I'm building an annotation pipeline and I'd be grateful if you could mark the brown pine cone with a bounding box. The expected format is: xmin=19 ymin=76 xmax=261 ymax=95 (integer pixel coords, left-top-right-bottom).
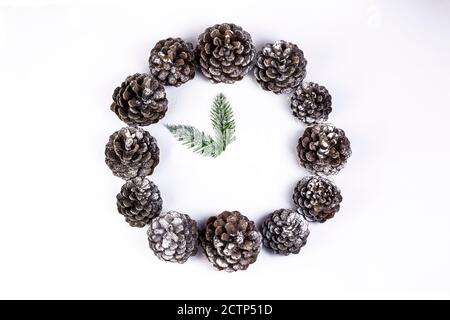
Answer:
xmin=148 ymin=211 xmax=198 ymax=264
xmin=293 ymin=176 xmax=342 ymax=223
xmin=105 ymin=127 xmax=160 ymax=180
xmin=111 ymin=73 xmax=168 ymax=126
xmin=201 ymin=211 xmax=261 ymax=272
xmin=297 ymin=123 xmax=351 ymax=175
xmin=149 ymin=38 xmax=195 ymax=87
xmin=290 ymin=82 xmax=332 ymax=124
xmin=254 ymin=40 xmax=307 ymax=94
xmin=261 ymin=209 xmax=309 ymax=255
xmin=196 ymin=23 xmax=255 ymax=84
xmin=116 ymin=177 xmax=162 ymax=227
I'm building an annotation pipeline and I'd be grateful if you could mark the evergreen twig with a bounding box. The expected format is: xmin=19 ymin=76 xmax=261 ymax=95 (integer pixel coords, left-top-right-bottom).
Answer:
xmin=210 ymin=93 xmax=236 ymax=151
xmin=166 ymin=93 xmax=236 ymax=158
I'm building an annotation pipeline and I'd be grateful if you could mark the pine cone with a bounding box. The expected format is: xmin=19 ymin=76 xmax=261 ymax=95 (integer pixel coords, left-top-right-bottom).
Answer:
xmin=149 ymin=38 xmax=195 ymax=87
xmin=197 ymin=23 xmax=255 ymax=84
xmin=293 ymin=176 xmax=342 ymax=223
xmin=116 ymin=177 xmax=162 ymax=227
xmin=105 ymin=127 xmax=160 ymax=180
xmin=147 ymin=211 xmax=198 ymax=263
xmin=111 ymin=73 xmax=168 ymax=126
xmin=254 ymin=40 xmax=307 ymax=94
xmin=261 ymin=209 xmax=309 ymax=255
xmin=297 ymin=123 xmax=351 ymax=175
xmin=201 ymin=211 xmax=262 ymax=272
xmin=290 ymin=82 xmax=332 ymax=124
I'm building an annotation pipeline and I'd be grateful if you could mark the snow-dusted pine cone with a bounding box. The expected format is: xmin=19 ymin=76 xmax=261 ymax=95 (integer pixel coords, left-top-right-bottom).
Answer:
xmin=293 ymin=176 xmax=342 ymax=223
xmin=290 ymin=82 xmax=332 ymax=124
xmin=116 ymin=177 xmax=162 ymax=227
xmin=254 ymin=41 xmax=307 ymax=94
xmin=149 ymin=38 xmax=195 ymax=87
xmin=261 ymin=209 xmax=309 ymax=255
xmin=196 ymin=23 xmax=255 ymax=84
xmin=111 ymin=73 xmax=168 ymax=126
xmin=297 ymin=123 xmax=351 ymax=175
xmin=201 ymin=211 xmax=262 ymax=272
xmin=105 ymin=127 xmax=160 ymax=180
xmin=147 ymin=211 xmax=198 ymax=263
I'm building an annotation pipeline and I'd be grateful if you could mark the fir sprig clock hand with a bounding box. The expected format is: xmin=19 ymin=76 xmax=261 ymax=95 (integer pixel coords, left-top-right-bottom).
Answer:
xmin=166 ymin=93 xmax=236 ymax=158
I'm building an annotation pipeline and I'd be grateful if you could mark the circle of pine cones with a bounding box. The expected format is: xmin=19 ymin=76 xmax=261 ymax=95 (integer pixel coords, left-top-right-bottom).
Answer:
xmin=196 ymin=23 xmax=255 ymax=84
xmin=149 ymin=38 xmax=196 ymax=87
xmin=111 ymin=73 xmax=168 ymax=126
xmin=201 ymin=211 xmax=262 ymax=272
xmin=293 ymin=176 xmax=342 ymax=223
xmin=105 ymin=23 xmax=352 ymax=271
xmin=297 ymin=123 xmax=352 ymax=175
xmin=116 ymin=177 xmax=162 ymax=227
xmin=147 ymin=211 xmax=198 ymax=263
xmin=105 ymin=127 xmax=160 ymax=180
xmin=261 ymin=209 xmax=309 ymax=255
xmin=290 ymin=82 xmax=332 ymax=124
xmin=254 ymin=40 xmax=307 ymax=94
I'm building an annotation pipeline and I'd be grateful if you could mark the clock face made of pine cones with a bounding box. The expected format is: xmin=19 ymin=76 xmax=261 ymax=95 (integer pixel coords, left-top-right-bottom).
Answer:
xmin=105 ymin=23 xmax=352 ymax=272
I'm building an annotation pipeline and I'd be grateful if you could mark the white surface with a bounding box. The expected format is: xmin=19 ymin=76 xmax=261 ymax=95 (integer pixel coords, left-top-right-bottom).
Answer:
xmin=0 ymin=0 xmax=449 ymax=300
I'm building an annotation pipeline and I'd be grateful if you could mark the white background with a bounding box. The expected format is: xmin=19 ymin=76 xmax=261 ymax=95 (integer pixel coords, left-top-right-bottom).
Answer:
xmin=0 ymin=0 xmax=449 ymax=299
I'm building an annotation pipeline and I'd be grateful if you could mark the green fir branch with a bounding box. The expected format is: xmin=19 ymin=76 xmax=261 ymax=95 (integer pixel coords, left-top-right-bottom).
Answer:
xmin=166 ymin=93 xmax=236 ymax=158
xmin=210 ymin=93 xmax=236 ymax=151
xmin=165 ymin=124 xmax=221 ymax=158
